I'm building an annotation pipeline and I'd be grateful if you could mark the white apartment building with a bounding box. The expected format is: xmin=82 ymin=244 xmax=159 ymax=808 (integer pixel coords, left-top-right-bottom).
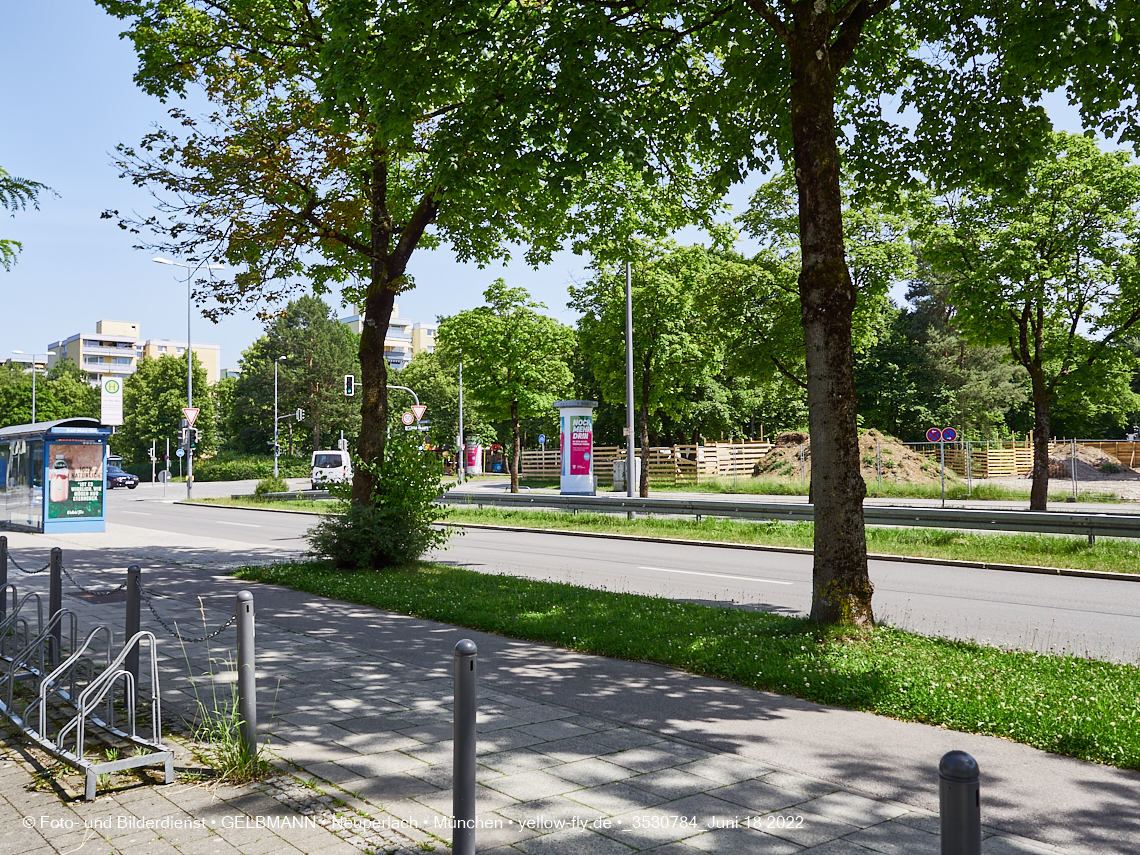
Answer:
xmin=47 ymin=320 xmax=221 ymax=384
xmin=340 ymin=304 xmax=437 ymax=370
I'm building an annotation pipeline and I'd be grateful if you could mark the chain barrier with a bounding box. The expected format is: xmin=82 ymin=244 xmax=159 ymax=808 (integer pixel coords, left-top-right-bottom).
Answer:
xmin=59 ymin=562 xmax=126 ymax=598
xmin=134 ymin=576 xmax=237 ymax=644
xmin=4 ymin=550 xmax=50 ymax=575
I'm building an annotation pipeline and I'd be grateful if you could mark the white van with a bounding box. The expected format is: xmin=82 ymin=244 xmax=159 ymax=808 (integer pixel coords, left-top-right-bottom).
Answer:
xmin=311 ymin=450 xmax=353 ymax=490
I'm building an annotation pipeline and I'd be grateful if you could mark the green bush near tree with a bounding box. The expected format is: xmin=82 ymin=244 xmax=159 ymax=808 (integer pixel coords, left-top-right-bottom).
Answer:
xmin=306 ymin=435 xmax=449 ymax=569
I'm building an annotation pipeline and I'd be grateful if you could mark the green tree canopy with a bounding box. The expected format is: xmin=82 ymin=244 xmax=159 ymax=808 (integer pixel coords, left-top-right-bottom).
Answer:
xmin=923 ymin=132 xmax=1140 ymax=508
xmin=114 ymin=353 xmax=214 ymax=463
xmin=230 ymin=296 xmax=361 ymax=456
xmin=0 ymin=359 xmax=98 ymax=429
xmin=1 ymin=166 xmax=51 ymax=271
xmin=437 ymin=280 xmax=575 ymax=492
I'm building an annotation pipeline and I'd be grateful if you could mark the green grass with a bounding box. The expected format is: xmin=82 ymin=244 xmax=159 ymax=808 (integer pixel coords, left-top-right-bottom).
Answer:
xmin=445 ymin=507 xmax=1140 ymax=575
xmin=233 ymin=559 xmax=1140 ymax=770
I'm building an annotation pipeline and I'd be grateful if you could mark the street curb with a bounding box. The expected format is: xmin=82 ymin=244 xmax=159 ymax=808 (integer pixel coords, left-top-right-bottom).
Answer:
xmin=169 ymin=500 xmax=1140 ymax=582
xmin=446 ymin=522 xmax=1140 ymax=583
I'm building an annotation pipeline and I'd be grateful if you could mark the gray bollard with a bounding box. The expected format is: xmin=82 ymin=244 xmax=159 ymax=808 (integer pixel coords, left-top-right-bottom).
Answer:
xmin=453 ymin=639 xmax=478 ymax=855
xmin=939 ymin=750 xmax=981 ymax=855
xmin=125 ymin=565 xmax=141 ymax=698
xmin=1 ymin=535 xmax=7 ymax=620
xmin=49 ymin=547 xmax=62 ymax=666
xmin=236 ymin=590 xmax=258 ymax=762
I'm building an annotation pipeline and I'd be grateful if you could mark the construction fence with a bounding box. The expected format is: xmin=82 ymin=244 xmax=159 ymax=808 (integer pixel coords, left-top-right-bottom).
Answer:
xmin=519 ymin=440 xmax=774 ymax=487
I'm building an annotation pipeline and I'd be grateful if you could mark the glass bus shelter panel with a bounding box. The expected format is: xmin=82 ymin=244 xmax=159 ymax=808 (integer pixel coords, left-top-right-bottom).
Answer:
xmin=0 ymin=439 xmax=44 ymax=531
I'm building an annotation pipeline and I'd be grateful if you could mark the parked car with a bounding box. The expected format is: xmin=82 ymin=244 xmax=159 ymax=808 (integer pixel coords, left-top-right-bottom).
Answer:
xmin=107 ymin=464 xmax=139 ymax=489
xmin=311 ymin=450 xmax=353 ymax=490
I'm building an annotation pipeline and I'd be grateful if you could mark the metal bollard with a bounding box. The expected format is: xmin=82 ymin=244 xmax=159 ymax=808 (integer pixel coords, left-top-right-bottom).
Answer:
xmin=125 ymin=565 xmax=142 ymax=698
xmin=939 ymin=750 xmax=981 ymax=855
xmin=236 ymin=591 xmax=258 ymax=762
xmin=1 ymin=535 xmax=7 ymax=620
xmin=453 ymin=639 xmax=478 ymax=855
xmin=49 ymin=547 xmax=62 ymax=666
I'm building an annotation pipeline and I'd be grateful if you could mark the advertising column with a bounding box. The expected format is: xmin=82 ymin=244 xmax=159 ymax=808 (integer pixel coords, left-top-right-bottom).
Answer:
xmin=553 ymin=400 xmax=598 ymax=496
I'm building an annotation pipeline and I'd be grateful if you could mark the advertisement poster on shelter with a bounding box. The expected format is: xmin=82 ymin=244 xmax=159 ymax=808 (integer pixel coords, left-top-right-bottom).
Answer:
xmin=569 ymin=415 xmax=592 ymax=475
xmin=46 ymin=441 xmax=104 ymax=519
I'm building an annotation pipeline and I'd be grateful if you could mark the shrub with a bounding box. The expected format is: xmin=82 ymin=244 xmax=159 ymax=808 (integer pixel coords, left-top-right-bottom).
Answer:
xmin=306 ymin=434 xmax=451 ymax=569
xmin=254 ymin=476 xmax=289 ymax=496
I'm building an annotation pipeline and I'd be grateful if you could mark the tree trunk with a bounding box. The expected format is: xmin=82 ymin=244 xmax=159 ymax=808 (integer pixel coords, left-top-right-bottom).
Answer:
xmin=354 ymin=282 xmax=395 ymax=503
xmin=510 ymin=400 xmax=520 ymax=493
xmin=789 ymin=22 xmax=873 ymax=626
xmin=1028 ymin=365 xmax=1051 ymax=511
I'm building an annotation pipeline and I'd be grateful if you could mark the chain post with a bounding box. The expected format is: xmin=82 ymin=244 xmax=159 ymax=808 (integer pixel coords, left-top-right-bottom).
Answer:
xmin=236 ymin=591 xmax=257 ymax=762
xmin=126 ymin=566 xmax=142 ymax=699
xmin=49 ymin=547 xmax=62 ymax=667
xmin=453 ymin=639 xmax=478 ymax=855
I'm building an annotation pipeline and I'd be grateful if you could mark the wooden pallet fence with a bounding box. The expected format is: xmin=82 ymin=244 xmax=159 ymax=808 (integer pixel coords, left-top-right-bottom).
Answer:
xmin=909 ymin=441 xmax=1053 ymax=478
xmin=519 ymin=441 xmax=773 ymax=486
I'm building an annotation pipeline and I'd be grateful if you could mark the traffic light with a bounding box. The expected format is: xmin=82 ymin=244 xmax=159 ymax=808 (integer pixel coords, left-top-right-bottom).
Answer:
xmin=295 ymin=408 xmax=305 ymax=421
xmin=344 ymin=374 xmax=355 ymax=396
xmin=180 ymin=427 xmax=190 ymax=449
xmin=188 ymin=428 xmax=199 ymax=448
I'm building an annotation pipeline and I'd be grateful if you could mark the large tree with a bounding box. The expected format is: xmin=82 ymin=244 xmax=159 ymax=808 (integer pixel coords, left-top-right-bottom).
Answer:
xmin=572 ymin=243 xmax=719 ymax=497
xmin=0 ymin=359 xmax=98 ymax=429
xmin=437 ymin=280 xmax=575 ymax=492
xmin=230 ymin=296 xmax=361 ymax=455
xmin=114 ymin=352 xmax=214 ymax=463
xmin=923 ymin=132 xmax=1140 ymax=509
xmin=98 ymin=0 xmax=596 ymax=507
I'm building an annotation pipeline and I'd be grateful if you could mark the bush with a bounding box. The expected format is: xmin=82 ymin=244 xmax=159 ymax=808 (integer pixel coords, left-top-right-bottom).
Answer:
xmin=306 ymin=434 xmax=450 ymax=569
xmin=254 ymin=476 xmax=289 ymax=496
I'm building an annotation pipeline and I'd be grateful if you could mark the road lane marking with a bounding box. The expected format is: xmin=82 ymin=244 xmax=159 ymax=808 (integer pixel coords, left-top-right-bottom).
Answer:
xmin=216 ymin=521 xmax=261 ymax=528
xmin=639 ymin=566 xmax=793 ymax=585
xmin=121 ymin=511 xmax=151 ymax=516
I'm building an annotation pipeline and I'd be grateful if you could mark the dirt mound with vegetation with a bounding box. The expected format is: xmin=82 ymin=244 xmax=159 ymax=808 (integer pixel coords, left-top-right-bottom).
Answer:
xmin=754 ymin=428 xmax=954 ymax=484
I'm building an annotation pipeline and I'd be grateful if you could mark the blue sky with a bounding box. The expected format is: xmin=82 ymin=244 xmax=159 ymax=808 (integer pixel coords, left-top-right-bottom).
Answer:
xmin=0 ymin=2 xmax=1100 ymax=372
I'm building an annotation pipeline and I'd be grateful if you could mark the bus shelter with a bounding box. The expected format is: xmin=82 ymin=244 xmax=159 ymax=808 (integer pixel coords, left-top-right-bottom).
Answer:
xmin=0 ymin=418 xmax=111 ymax=533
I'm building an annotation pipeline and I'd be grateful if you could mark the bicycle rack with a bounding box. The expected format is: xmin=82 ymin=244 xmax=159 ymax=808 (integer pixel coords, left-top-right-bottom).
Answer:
xmin=0 ymin=583 xmax=174 ymax=800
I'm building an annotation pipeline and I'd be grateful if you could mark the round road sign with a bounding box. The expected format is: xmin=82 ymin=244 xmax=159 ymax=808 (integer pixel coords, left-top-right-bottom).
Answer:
xmin=401 ymin=411 xmax=415 ymax=426
xmin=538 ymin=434 xmax=546 ymax=445
xmin=926 ymin=428 xmax=942 ymax=443
xmin=942 ymin=427 xmax=958 ymax=443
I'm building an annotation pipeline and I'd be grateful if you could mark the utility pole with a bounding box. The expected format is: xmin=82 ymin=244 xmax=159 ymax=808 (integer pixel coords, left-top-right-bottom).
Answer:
xmin=458 ymin=360 xmax=465 ymax=484
xmin=625 ymin=261 xmax=635 ymax=498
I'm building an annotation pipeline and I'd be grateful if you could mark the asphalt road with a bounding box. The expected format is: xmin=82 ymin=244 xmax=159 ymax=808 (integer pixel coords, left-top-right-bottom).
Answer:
xmin=105 ymin=483 xmax=1140 ymax=662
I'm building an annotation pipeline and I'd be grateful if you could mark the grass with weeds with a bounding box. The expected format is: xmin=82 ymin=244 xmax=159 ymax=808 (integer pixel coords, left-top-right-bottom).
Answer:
xmin=446 ymin=507 xmax=1140 ymax=575
xmin=234 ymin=559 xmax=1140 ymax=769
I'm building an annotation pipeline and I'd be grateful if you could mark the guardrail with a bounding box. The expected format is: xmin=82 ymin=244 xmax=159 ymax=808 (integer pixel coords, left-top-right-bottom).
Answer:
xmin=440 ymin=491 xmax=1140 ymax=541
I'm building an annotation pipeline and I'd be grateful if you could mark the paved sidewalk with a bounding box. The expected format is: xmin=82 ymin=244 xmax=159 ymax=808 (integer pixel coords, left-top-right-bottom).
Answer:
xmin=1 ymin=528 xmax=1136 ymax=854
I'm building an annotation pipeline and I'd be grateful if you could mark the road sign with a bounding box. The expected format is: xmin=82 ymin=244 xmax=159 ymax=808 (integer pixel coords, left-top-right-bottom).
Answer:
xmin=942 ymin=427 xmax=958 ymax=443
xmin=404 ymin=425 xmax=429 ymax=431
xmin=411 ymin=404 xmax=427 ymax=421
xmin=926 ymin=428 xmax=942 ymax=442
xmin=176 ymin=448 xmax=185 ymax=458
xmin=183 ymin=407 xmax=200 ymax=426
xmin=401 ymin=412 xmax=415 ymax=426
xmin=538 ymin=434 xmax=546 ymax=446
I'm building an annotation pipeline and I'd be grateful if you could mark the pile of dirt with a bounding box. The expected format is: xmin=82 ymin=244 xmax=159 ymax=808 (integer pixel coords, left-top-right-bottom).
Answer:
xmin=1046 ymin=444 xmax=1140 ymax=482
xmin=753 ymin=428 xmax=955 ymax=485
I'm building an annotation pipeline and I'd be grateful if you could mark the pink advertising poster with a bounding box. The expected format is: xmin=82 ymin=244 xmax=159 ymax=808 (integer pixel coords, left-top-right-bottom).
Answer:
xmin=569 ymin=416 xmax=592 ymax=475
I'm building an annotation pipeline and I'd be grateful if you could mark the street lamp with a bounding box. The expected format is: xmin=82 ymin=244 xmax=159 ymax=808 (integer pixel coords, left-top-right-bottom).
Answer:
xmin=274 ymin=356 xmax=287 ymax=477
xmin=11 ymin=350 xmax=42 ymax=423
xmin=153 ymin=256 xmax=224 ymax=500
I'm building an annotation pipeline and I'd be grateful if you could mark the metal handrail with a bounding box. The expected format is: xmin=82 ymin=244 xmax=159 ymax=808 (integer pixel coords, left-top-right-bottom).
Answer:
xmin=439 ymin=492 xmax=1140 ymax=539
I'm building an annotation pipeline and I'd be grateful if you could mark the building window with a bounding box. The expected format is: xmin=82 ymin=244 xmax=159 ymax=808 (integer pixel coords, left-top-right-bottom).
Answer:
xmin=176 ymin=347 xmax=185 ymax=354
xmin=157 ymin=346 xmax=167 ymax=353
xmin=113 ymin=357 xmax=132 ymax=365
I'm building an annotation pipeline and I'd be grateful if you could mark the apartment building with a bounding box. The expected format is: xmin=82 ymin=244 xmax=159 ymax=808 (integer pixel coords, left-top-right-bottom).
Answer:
xmin=47 ymin=320 xmax=221 ymax=384
xmin=340 ymin=304 xmax=437 ymax=370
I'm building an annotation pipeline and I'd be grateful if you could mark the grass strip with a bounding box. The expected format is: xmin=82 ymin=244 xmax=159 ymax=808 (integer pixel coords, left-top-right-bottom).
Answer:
xmin=194 ymin=497 xmax=1140 ymax=575
xmin=445 ymin=508 xmax=1140 ymax=576
xmin=234 ymin=559 xmax=1140 ymax=770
